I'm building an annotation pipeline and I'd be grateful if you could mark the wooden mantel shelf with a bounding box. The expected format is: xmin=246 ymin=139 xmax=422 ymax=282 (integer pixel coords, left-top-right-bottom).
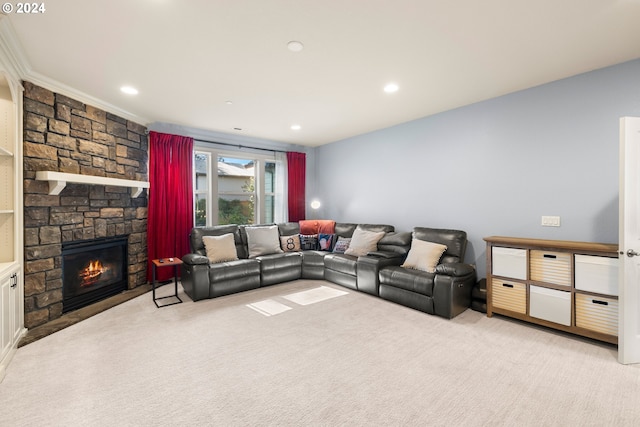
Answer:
xmin=35 ymin=171 xmax=150 ymax=198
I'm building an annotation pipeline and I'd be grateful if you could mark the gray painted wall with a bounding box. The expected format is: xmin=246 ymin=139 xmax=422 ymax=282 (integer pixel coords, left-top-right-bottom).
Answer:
xmin=314 ymin=59 xmax=640 ymax=278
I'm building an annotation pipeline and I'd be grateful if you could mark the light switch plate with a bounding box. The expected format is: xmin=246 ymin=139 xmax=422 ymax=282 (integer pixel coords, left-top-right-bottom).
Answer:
xmin=542 ymin=216 xmax=561 ymax=227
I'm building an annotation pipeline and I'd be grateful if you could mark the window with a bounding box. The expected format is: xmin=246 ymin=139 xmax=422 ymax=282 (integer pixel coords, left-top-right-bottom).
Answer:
xmin=218 ymin=156 xmax=255 ymax=225
xmin=194 ymin=152 xmax=210 ymax=227
xmin=194 ymin=148 xmax=284 ymax=226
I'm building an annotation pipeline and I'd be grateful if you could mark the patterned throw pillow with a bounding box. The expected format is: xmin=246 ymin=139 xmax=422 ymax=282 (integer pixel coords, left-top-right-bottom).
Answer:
xmin=280 ymin=235 xmax=301 ymax=252
xmin=318 ymin=233 xmax=335 ymax=251
xmin=299 ymin=234 xmax=319 ymax=251
xmin=332 ymin=237 xmax=351 ymax=254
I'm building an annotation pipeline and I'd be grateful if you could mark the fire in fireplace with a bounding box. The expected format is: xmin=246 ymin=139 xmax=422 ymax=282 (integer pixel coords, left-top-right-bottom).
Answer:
xmin=62 ymin=237 xmax=128 ymax=313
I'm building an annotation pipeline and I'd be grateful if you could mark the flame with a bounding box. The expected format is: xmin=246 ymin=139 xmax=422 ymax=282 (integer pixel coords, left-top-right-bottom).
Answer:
xmin=79 ymin=259 xmax=105 ymax=286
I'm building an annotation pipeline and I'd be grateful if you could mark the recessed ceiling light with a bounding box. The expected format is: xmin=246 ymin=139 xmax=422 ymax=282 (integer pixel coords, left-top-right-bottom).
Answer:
xmin=225 ymin=100 xmax=233 ymax=105
xmin=383 ymin=83 xmax=399 ymax=93
xmin=120 ymin=86 xmax=138 ymax=95
xmin=287 ymin=41 xmax=304 ymax=52
xmin=291 ymin=124 xmax=301 ymax=131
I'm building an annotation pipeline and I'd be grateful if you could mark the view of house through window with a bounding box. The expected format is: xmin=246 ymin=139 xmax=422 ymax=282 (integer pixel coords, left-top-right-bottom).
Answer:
xmin=218 ymin=156 xmax=255 ymax=225
xmin=194 ymin=149 xmax=280 ymax=226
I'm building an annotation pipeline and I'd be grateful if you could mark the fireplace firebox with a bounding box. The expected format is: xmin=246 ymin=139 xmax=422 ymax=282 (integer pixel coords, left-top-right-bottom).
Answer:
xmin=62 ymin=237 xmax=128 ymax=313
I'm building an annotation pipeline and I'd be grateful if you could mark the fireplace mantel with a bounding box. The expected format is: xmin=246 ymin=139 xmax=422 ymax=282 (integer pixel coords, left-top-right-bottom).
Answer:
xmin=35 ymin=171 xmax=150 ymax=198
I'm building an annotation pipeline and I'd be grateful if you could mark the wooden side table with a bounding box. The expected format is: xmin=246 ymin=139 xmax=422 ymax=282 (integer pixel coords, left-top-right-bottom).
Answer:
xmin=151 ymin=258 xmax=183 ymax=308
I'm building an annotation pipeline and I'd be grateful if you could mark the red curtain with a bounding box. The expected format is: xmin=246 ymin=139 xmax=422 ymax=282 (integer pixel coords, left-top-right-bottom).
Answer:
xmin=147 ymin=131 xmax=194 ymax=282
xmin=287 ymin=151 xmax=306 ymax=222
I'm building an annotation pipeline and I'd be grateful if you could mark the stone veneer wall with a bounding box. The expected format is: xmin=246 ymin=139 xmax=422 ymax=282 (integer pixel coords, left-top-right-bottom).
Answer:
xmin=22 ymin=82 xmax=148 ymax=328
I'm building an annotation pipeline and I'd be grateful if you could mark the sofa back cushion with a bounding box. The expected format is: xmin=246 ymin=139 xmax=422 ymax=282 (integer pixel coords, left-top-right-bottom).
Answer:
xmin=335 ymin=223 xmax=394 ymax=238
xmin=413 ymin=227 xmax=467 ymax=264
xmin=278 ymin=222 xmax=300 ymax=236
xmin=190 ymin=225 xmax=246 ymax=258
xmin=377 ymin=231 xmax=412 ymax=256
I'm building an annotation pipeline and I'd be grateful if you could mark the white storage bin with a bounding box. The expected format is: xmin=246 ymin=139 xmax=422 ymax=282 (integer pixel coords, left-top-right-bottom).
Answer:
xmin=492 ymin=247 xmax=527 ymax=280
xmin=529 ymin=285 xmax=571 ymax=326
xmin=575 ymin=255 xmax=618 ymax=296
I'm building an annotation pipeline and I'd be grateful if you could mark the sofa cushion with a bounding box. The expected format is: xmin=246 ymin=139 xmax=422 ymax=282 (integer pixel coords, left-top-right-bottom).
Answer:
xmin=318 ymin=233 xmax=335 ymax=251
xmin=299 ymin=234 xmax=319 ymax=250
xmin=324 ymin=253 xmax=358 ymax=276
xmin=401 ymin=239 xmax=447 ymax=273
xmin=278 ymin=222 xmax=300 ymax=236
xmin=413 ymin=227 xmax=467 ymax=264
xmin=202 ymin=233 xmax=239 ymax=263
xmin=246 ymin=225 xmax=283 ymax=258
xmin=379 ymin=266 xmax=435 ymax=296
xmin=190 ymin=225 xmax=244 ymax=258
xmin=336 ymin=223 xmax=394 ymax=238
xmin=257 ymin=251 xmax=303 ymax=270
xmin=344 ymin=228 xmax=385 ymax=256
xmin=332 ymin=237 xmax=351 ymax=253
xmin=280 ymin=235 xmax=301 ymax=252
xmin=209 ymin=259 xmax=261 ymax=282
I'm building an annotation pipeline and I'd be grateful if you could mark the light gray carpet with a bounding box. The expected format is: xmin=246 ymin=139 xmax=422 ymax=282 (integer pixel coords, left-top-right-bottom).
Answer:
xmin=1 ymin=280 xmax=639 ymax=426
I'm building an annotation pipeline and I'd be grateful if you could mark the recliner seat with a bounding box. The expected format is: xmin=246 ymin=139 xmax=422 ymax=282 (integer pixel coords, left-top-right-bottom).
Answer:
xmin=378 ymin=227 xmax=476 ymax=319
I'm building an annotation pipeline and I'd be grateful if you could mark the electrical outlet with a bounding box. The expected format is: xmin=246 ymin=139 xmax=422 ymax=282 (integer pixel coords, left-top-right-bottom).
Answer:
xmin=541 ymin=216 xmax=561 ymax=227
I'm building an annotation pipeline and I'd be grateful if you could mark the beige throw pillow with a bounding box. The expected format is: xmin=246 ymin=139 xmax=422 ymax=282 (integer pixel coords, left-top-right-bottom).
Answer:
xmin=202 ymin=233 xmax=239 ymax=263
xmin=246 ymin=225 xmax=284 ymax=258
xmin=280 ymin=235 xmax=301 ymax=252
xmin=344 ymin=228 xmax=385 ymax=257
xmin=401 ymin=239 xmax=447 ymax=273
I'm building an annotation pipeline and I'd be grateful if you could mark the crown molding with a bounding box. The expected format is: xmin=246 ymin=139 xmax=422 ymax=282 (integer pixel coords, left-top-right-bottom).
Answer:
xmin=0 ymin=15 xmax=28 ymax=82
xmin=24 ymin=70 xmax=151 ymax=126
xmin=0 ymin=15 xmax=150 ymax=126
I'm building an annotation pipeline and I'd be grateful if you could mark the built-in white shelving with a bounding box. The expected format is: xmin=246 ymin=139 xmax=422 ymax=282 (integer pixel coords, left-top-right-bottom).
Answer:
xmin=0 ymin=68 xmax=25 ymax=383
xmin=35 ymin=171 xmax=150 ymax=197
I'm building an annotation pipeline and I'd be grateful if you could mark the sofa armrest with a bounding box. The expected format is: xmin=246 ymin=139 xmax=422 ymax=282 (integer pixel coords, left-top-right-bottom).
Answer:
xmin=181 ymin=255 xmax=211 ymax=301
xmin=182 ymin=253 xmax=210 ymax=265
xmin=357 ymin=254 xmax=405 ymax=296
xmin=433 ymin=264 xmax=477 ymax=319
xmin=435 ymin=262 xmax=475 ymax=277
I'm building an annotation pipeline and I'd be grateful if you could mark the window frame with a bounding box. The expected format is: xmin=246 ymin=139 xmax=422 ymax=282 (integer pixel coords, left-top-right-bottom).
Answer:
xmin=193 ymin=145 xmax=280 ymax=226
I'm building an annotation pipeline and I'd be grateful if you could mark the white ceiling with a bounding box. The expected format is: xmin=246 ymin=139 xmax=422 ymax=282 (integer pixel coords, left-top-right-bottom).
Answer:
xmin=6 ymin=0 xmax=640 ymax=146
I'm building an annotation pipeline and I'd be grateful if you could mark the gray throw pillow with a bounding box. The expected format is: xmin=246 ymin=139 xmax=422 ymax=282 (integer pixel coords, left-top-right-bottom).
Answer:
xmin=246 ymin=225 xmax=284 ymax=258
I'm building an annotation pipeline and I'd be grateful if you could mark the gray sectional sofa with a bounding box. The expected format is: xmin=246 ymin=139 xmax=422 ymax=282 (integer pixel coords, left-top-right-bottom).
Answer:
xmin=180 ymin=221 xmax=477 ymax=319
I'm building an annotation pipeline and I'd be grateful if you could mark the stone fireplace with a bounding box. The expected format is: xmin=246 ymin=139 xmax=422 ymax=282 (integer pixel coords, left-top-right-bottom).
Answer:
xmin=23 ymin=82 xmax=149 ymax=329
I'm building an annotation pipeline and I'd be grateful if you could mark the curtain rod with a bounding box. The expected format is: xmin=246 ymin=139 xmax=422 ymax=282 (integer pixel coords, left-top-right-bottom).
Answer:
xmin=194 ymin=138 xmax=287 ymax=154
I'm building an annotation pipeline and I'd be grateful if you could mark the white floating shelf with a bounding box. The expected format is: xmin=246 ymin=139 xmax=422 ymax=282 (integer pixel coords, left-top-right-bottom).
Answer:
xmin=0 ymin=146 xmax=13 ymax=156
xmin=35 ymin=171 xmax=150 ymax=198
xmin=0 ymin=210 xmax=13 ymax=214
